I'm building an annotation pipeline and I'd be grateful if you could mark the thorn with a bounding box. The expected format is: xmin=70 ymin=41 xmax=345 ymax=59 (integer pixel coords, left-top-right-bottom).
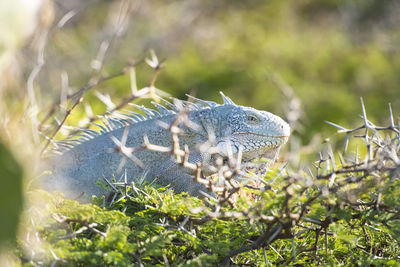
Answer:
xmin=121 ymin=126 xmax=129 ymax=147
xmin=145 ymin=49 xmax=159 ymax=69
xmin=110 ymin=135 xmax=122 ymax=148
xmin=325 ymin=121 xmax=348 ymax=132
xmin=360 ymin=97 xmax=368 ymax=127
xmin=116 ymin=156 xmax=127 ymax=174
xmin=343 ymin=133 xmax=349 ymax=154
xmin=236 ymin=145 xmax=243 ymax=171
xmin=338 ymin=153 xmax=345 ymax=166
xmin=84 ymin=103 xmax=94 ymax=119
xmin=328 ymin=145 xmax=336 ymax=172
xmin=268 ymin=162 xmax=288 ymax=184
xmin=389 ymin=103 xmax=395 ymax=128
xmin=306 ymin=167 xmax=314 ymax=179
xmin=328 ymin=172 xmax=336 ymax=188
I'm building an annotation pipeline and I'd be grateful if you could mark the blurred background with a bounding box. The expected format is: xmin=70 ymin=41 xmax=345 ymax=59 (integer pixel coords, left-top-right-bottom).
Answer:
xmin=2 ymin=0 xmax=400 ymax=141
xmin=1 ymin=0 xmax=400 ymax=260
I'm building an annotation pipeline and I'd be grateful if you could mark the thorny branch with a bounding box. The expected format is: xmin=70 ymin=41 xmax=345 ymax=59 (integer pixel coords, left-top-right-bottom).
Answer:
xmin=40 ymin=55 xmax=165 ymax=155
xmin=37 ymin=32 xmax=399 ymax=264
xmin=39 ymin=0 xmax=147 ymax=155
xmin=105 ymin=98 xmax=400 ymax=265
xmin=38 ymin=86 xmax=400 ymax=265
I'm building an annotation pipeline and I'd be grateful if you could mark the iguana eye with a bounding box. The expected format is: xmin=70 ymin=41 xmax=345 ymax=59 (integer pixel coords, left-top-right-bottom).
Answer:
xmin=246 ymin=114 xmax=259 ymax=124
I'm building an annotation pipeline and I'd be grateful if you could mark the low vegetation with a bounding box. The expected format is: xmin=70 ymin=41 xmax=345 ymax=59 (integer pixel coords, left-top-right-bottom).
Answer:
xmin=18 ymin=107 xmax=400 ymax=266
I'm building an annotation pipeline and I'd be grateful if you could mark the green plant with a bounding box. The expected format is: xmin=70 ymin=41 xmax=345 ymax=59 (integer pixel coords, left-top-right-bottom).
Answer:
xmin=17 ymin=103 xmax=400 ymax=266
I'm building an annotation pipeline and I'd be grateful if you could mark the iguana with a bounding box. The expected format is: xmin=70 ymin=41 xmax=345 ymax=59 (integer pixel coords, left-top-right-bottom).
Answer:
xmin=42 ymin=93 xmax=290 ymax=200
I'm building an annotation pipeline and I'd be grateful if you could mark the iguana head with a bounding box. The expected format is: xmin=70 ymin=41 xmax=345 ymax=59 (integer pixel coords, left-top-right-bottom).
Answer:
xmin=214 ymin=93 xmax=290 ymax=161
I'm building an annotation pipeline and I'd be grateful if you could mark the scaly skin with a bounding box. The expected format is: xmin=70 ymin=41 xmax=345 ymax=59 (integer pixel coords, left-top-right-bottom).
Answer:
xmin=42 ymin=93 xmax=290 ymax=200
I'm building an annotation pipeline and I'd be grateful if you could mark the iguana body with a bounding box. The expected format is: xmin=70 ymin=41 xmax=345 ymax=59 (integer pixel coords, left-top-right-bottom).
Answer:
xmin=42 ymin=93 xmax=290 ymax=200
